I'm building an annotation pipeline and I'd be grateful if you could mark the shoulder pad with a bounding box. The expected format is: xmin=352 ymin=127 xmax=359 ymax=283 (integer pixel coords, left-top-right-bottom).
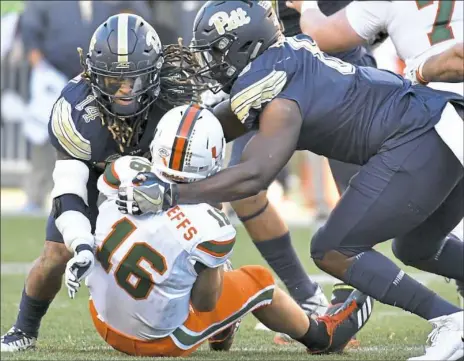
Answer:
xmin=98 ymin=156 xmax=151 ymax=195
xmin=48 ymin=77 xmax=104 ymax=161
xmin=230 ymin=63 xmax=287 ymax=126
xmin=181 ymin=204 xmax=236 ymax=268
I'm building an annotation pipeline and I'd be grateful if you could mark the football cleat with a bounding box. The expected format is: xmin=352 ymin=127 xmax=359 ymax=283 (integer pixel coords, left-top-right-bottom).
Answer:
xmin=1 ymin=327 xmax=37 ymax=352
xmin=208 ymin=320 xmax=241 ymax=351
xmin=408 ymin=311 xmax=464 ymax=361
xmin=273 ymin=284 xmax=329 ymax=345
xmin=308 ymin=290 xmax=374 ymax=354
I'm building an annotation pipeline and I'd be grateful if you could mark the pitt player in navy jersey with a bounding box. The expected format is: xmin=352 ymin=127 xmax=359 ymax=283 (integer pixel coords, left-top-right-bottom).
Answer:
xmin=226 ymin=0 xmax=380 ymax=347
xmin=119 ymin=2 xmax=464 ymax=358
xmin=1 ymin=13 xmax=204 ymax=352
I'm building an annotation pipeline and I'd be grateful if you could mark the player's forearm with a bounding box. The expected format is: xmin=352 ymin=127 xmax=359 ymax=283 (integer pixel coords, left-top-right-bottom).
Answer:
xmin=177 ymin=160 xmax=266 ymax=204
xmin=191 ymin=266 xmax=224 ymax=312
xmin=422 ymin=43 xmax=464 ymax=83
xmin=300 ymin=9 xmax=364 ymax=53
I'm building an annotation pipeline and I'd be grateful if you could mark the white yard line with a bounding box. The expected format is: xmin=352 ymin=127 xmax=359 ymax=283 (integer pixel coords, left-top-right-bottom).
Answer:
xmin=1 ymin=262 xmax=443 ymax=285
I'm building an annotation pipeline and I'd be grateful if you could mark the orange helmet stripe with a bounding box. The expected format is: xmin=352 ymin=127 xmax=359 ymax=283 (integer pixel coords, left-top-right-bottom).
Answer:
xmin=169 ymin=104 xmax=202 ymax=171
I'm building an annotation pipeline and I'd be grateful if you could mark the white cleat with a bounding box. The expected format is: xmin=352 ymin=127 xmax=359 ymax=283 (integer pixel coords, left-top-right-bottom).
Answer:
xmin=1 ymin=327 xmax=37 ymax=352
xmin=298 ymin=285 xmax=330 ymax=316
xmin=408 ymin=311 xmax=464 ymax=361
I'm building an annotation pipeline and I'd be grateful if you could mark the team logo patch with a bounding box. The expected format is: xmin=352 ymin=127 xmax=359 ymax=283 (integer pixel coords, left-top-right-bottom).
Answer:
xmin=208 ymin=8 xmax=251 ymax=36
xmin=158 ymin=148 xmax=170 ymax=158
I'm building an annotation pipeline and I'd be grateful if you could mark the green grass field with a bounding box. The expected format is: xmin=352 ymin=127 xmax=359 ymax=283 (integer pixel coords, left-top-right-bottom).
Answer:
xmin=1 ymin=216 xmax=460 ymax=360
xmin=0 ymin=1 xmax=23 ymax=15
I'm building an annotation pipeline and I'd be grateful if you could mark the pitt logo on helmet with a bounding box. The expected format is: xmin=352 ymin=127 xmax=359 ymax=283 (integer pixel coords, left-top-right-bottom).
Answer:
xmin=208 ymin=8 xmax=251 ymax=35
xmin=146 ymin=30 xmax=161 ymax=53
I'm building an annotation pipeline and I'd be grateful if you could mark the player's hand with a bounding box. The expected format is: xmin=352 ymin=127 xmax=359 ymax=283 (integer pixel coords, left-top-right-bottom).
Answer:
xmin=116 ymin=172 xmax=179 ymax=215
xmin=286 ymin=1 xmax=303 ymax=13
xmin=65 ymin=245 xmax=95 ymax=299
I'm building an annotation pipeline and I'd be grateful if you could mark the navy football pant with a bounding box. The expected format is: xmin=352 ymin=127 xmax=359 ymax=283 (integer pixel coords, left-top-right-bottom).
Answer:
xmin=311 ymin=128 xmax=464 ymax=266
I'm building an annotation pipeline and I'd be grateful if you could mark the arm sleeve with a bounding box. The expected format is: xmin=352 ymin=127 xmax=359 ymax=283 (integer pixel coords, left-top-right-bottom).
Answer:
xmin=344 ymin=1 xmax=391 ymax=41
xmin=20 ymin=1 xmax=46 ymax=52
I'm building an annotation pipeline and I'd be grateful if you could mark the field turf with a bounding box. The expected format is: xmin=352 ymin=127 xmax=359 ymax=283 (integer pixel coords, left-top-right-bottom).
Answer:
xmin=1 ymin=216 xmax=460 ymax=360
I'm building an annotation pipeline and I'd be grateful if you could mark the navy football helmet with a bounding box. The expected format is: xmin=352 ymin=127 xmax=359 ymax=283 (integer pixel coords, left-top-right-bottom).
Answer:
xmin=85 ymin=14 xmax=163 ymax=118
xmin=190 ymin=1 xmax=281 ymax=93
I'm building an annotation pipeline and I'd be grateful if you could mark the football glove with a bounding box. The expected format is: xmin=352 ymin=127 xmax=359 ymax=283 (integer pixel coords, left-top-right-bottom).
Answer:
xmin=116 ymin=172 xmax=179 ymax=215
xmin=65 ymin=244 xmax=95 ymax=299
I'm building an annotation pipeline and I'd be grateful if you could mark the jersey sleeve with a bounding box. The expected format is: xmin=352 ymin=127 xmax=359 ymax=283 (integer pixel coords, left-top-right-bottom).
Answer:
xmin=345 ymin=1 xmax=392 ymax=41
xmin=97 ymin=156 xmax=152 ymax=196
xmin=188 ymin=206 xmax=237 ymax=269
xmin=48 ymin=95 xmax=92 ymax=161
xmin=230 ymin=64 xmax=288 ymax=130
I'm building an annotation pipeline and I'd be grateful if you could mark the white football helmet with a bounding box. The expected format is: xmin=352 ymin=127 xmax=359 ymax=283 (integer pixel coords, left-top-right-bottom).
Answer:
xmin=150 ymin=103 xmax=225 ymax=183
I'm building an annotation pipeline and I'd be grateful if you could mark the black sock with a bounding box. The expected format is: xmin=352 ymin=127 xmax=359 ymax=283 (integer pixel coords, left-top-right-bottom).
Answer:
xmin=296 ymin=317 xmax=330 ymax=350
xmin=253 ymin=232 xmax=318 ymax=301
xmin=344 ymin=250 xmax=461 ymax=320
xmin=14 ymin=289 xmax=52 ymax=338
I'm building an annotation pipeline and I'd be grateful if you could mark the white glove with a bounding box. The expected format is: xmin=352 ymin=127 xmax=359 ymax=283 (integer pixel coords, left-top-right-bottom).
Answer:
xmin=200 ymin=89 xmax=229 ymax=108
xmin=65 ymin=246 xmax=95 ymax=299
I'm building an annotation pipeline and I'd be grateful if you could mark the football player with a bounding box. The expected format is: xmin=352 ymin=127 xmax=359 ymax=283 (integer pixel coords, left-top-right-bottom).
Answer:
xmin=228 ymin=0 xmax=380 ymax=346
xmin=289 ymin=0 xmax=464 ymax=331
xmin=87 ymin=104 xmax=373 ymax=357
xmin=0 ymin=14 xmax=203 ymax=352
xmin=116 ymin=2 xmax=464 ymax=360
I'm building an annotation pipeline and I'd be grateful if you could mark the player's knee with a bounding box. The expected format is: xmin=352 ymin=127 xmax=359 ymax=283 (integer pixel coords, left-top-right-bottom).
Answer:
xmin=40 ymin=241 xmax=72 ymax=272
xmin=239 ymin=265 xmax=275 ymax=289
xmin=310 ymin=228 xmax=366 ymax=276
xmin=392 ymin=237 xmax=439 ymax=266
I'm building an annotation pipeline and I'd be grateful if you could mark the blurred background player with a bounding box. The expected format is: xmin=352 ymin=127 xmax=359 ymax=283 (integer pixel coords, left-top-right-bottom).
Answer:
xmin=85 ymin=104 xmax=373 ymax=357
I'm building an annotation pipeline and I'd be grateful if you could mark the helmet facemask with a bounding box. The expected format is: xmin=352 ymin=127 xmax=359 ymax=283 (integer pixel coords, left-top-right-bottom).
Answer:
xmin=190 ymin=34 xmax=240 ymax=94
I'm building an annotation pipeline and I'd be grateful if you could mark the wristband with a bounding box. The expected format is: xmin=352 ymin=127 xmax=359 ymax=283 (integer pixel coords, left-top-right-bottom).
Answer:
xmin=415 ymin=61 xmax=429 ymax=85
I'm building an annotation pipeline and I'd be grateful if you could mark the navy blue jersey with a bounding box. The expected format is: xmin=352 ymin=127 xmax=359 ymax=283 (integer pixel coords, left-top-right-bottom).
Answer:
xmin=230 ymin=35 xmax=462 ymax=165
xmin=48 ymin=75 xmax=164 ymax=168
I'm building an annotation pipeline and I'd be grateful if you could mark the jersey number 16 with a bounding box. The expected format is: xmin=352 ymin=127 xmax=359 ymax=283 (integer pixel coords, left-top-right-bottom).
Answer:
xmin=96 ymin=218 xmax=167 ymax=300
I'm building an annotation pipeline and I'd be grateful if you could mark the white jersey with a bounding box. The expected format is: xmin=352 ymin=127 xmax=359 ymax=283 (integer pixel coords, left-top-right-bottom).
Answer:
xmin=346 ymin=0 xmax=463 ymax=95
xmin=87 ymin=156 xmax=236 ymax=340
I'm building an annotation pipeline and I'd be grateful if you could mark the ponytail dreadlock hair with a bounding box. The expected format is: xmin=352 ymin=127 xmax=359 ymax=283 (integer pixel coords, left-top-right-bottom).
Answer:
xmin=157 ymin=38 xmax=209 ymax=111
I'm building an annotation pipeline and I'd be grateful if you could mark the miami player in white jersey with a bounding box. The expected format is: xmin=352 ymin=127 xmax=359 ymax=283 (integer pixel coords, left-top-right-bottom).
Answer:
xmin=80 ymin=104 xmax=374 ymax=357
